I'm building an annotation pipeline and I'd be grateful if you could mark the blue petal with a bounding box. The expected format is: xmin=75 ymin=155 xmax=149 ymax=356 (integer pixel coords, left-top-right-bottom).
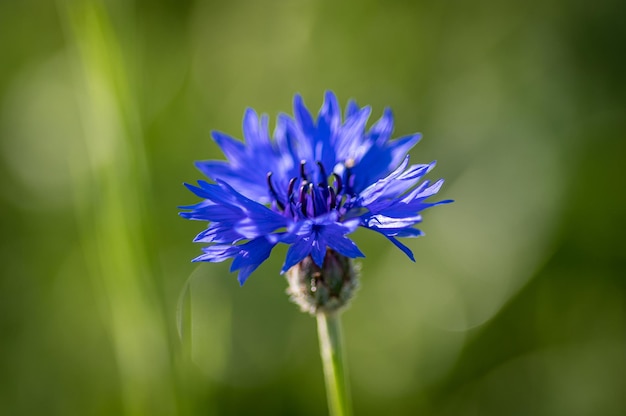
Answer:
xmin=183 ymin=204 xmax=244 ymax=223
xmin=242 ymin=108 xmax=270 ymax=148
xmin=394 ymin=228 xmax=424 ymax=238
xmin=310 ymin=235 xmax=327 ymax=267
xmin=195 ymin=160 xmax=233 ymax=181
xmin=274 ymin=114 xmax=298 ymax=161
xmin=402 ymin=178 xmax=445 ymax=202
xmin=281 ymin=236 xmax=313 ymax=273
xmin=293 ymin=218 xmax=314 ymax=235
xmin=230 ymin=238 xmax=275 ymax=278
xmin=386 ymin=236 xmax=416 ymax=262
xmin=193 ymin=225 xmax=242 ymax=244
xmin=183 ymin=182 xmax=215 ymax=200
xmin=368 ymin=108 xmax=394 ymax=145
xmin=215 ymin=181 xmax=289 ymax=223
xmin=357 ymin=156 xmax=411 ymax=206
xmin=381 ymin=199 xmax=452 ymax=218
xmin=385 ymin=133 xmax=422 ymax=164
xmin=211 ymin=131 xmax=246 ymax=165
xmin=326 ymin=234 xmax=364 ymax=259
xmin=192 ymin=245 xmax=239 ymax=262
xmin=335 ymin=106 xmax=372 ymax=160
xmin=352 ymin=133 xmax=421 ymax=193
xmin=237 ymin=265 xmax=258 ymax=286
xmin=364 ymin=214 xmax=422 ymax=229
xmin=178 ymin=199 xmax=212 ymax=210
xmin=368 ymin=225 xmax=424 ymax=239
xmin=374 ymin=162 xmax=435 ymax=200
xmin=345 ymin=99 xmax=360 ymax=119
xmin=318 ymin=91 xmax=341 ymax=134
xmin=231 ymin=239 xmax=272 ymax=268
xmin=339 ymin=218 xmax=361 ymax=233
xmin=284 ymin=114 xmax=314 ymax=164
xmin=293 ymin=94 xmax=316 ymax=139
xmin=321 ymin=224 xmax=365 ymax=259
xmin=234 ymin=216 xmax=288 ymax=239
xmin=194 ymin=165 xmax=269 ymax=201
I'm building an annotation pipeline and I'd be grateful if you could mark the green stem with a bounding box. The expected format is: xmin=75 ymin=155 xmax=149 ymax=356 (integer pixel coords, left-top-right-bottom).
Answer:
xmin=317 ymin=312 xmax=352 ymax=416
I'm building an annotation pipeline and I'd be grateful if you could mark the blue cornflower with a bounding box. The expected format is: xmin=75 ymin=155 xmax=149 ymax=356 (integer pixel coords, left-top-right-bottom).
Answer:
xmin=180 ymin=92 xmax=452 ymax=285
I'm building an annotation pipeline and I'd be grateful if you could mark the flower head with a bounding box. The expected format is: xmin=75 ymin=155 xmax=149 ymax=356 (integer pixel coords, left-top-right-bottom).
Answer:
xmin=180 ymin=92 xmax=452 ymax=285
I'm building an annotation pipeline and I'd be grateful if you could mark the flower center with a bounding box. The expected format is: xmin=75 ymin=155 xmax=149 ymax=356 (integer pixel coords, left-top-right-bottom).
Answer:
xmin=266 ymin=160 xmax=353 ymax=219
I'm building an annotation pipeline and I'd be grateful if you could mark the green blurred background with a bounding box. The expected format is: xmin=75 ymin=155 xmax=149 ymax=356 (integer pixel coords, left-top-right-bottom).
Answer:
xmin=1 ymin=0 xmax=624 ymax=415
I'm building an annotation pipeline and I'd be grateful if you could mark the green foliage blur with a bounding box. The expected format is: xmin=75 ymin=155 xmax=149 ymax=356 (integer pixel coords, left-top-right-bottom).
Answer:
xmin=1 ymin=0 xmax=624 ymax=415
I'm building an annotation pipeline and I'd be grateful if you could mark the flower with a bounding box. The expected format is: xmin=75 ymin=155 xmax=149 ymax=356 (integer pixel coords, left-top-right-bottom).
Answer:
xmin=180 ymin=91 xmax=452 ymax=285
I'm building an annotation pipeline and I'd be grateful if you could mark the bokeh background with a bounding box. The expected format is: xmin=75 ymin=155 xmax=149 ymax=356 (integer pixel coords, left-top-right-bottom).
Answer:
xmin=1 ymin=0 xmax=624 ymax=415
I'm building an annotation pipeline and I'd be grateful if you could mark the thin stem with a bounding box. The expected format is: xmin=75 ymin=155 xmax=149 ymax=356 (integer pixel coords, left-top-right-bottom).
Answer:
xmin=317 ymin=312 xmax=352 ymax=416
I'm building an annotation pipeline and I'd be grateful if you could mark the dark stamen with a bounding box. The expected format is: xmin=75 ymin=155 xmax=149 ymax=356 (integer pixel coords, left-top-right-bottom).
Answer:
xmin=266 ymin=172 xmax=285 ymax=211
xmin=345 ymin=166 xmax=354 ymax=195
xmin=299 ymin=184 xmax=308 ymax=216
xmin=287 ymin=177 xmax=297 ymax=201
xmin=266 ymin=172 xmax=275 ymax=191
xmin=328 ymin=186 xmax=337 ymax=210
xmin=332 ymin=173 xmax=343 ymax=195
xmin=316 ymin=161 xmax=328 ymax=186
xmin=299 ymin=160 xmax=308 ymax=182
xmin=347 ymin=172 xmax=356 ymax=193
xmin=307 ymin=183 xmax=316 ymax=216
